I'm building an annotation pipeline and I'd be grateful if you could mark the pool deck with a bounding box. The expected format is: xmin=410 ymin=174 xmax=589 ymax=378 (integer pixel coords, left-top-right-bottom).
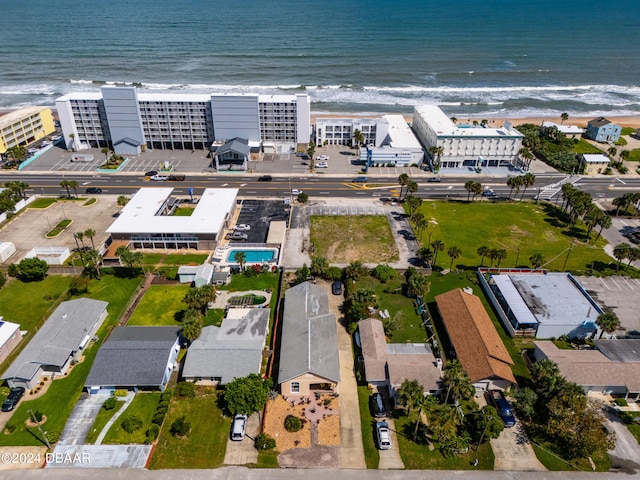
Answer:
xmin=213 ymin=244 xmax=281 ymax=267
xmin=209 ymin=289 xmax=272 ymax=309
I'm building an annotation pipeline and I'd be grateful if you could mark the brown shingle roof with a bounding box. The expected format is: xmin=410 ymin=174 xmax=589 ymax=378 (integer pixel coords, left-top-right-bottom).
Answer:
xmin=435 ymin=289 xmax=516 ymax=385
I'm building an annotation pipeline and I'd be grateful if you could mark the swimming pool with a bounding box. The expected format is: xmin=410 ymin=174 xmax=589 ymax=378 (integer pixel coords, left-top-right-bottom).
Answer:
xmin=227 ymin=249 xmax=276 ymax=263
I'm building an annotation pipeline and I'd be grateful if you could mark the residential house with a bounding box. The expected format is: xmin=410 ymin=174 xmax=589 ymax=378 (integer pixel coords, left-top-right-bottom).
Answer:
xmin=435 ymin=289 xmax=516 ymax=391
xmin=278 ymin=282 xmax=340 ymax=396
xmin=586 ymin=117 xmax=621 ymax=143
xmin=580 ymin=154 xmax=610 ymax=174
xmin=177 ymin=263 xmax=214 ymax=287
xmin=2 ymin=299 xmax=108 ymax=390
xmin=541 ymin=121 xmax=584 ymax=140
xmin=0 ymin=318 xmax=22 ymax=364
xmin=85 ymin=326 xmax=180 ymax=393
xmin=182 ymin=308 xmax=269 ymax=386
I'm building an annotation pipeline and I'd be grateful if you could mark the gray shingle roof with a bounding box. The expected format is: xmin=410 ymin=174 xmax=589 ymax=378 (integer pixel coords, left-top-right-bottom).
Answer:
xmin=588 ymin=117 xmax=612 ymax=128
xmin=85 ymin=326 xmax=179 ymax=388
xmin=2 ymin=298 xmax=108 ymax=382
xmin=278 ymin=282 xmax=340 ymax=384
xmin=182 ymin=309 xmax=269 ymax=384
xmin=214 ymin=138 xmax=250 ymax=157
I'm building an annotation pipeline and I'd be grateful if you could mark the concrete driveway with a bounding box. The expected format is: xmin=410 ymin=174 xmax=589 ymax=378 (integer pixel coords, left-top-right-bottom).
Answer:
xmin=57 ymin=393 xmax=109 ymax=446
xmin=490 ymin=423 xmax=546 ymax=471
xmin=606 ymin=411 xmax=640 ymax=473
xmin=223 ymin=413 xmax=259 ymax=465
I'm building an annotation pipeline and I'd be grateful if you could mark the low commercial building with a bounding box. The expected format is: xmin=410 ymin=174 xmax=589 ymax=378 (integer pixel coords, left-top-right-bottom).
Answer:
xmin=315 ymin=117 xmax=386 ymax=147
xmin=360 ymin=115 xmax=424 ymax=167
xmin=435 ymin=288 xmax=516 ymax=391
xmin=412 ymin=105 xmax=523 ymax=170
xmin=586 ymin=117 xmax=621 ymax=143
xmin=358 ymin=318 xmax=441 ymax=401
xmin=212 ymin=137 xmax=250 ymax=172
xmin=278 ymin=282 xmax=340 ymax=396
xmin=2 ymin=299 xmax=108 ymax=390
xmin=85 ymin=326 xmax=180 ymax=393
xmin=0 ymin=106 xmax=55 ymax=155
xmin=182 ymin=308 xmax=269 ymax=386
xmin=533 ymin=339 xmax=640 ymax=400
xmin=106 ymin=187 xmax=238 ymax=250
xmin=580 ymin=153 xmax=611 ymax=174
xmin=56 ymin=87 xmax=310 ymax=154
xmin=0 ymin=318 xmax=22 ymax=364
xmin=482 ymin=271 xmax=602 ymax=338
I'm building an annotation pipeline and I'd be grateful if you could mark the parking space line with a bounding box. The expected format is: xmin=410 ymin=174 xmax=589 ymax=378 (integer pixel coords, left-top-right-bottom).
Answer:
xmin=623 ymin=278 xmax=635 ymax=290
xmin=610 ymin=277 xmax=621 ymax=289
xmin=599 ymin=278 xmax=610 ymax=290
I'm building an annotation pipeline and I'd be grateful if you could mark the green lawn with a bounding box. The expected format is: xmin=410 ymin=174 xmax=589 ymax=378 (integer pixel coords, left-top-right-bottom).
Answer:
xmin=127 ymin=284 xmax=191 ymax=326
xmin=354 ymin=276 xmax=425 ymax=343
xmin=27 ymin=197 xmax=57 ymax=209
xmin=142 ymin=253 xmax=164 ymax=266
xmin=310 ymin=215 xmax=398 ymax=263
xmin=394 ymin=411 xmax=494 ymax=469
xmin=85 ymin=400 xmax=125 ymax=444
xmin=162 ymin=253 xmax=209 ymax=265
xmin=573 ymin=139 xmax=603 ymax=155
xmin=416 ymin=201 xmax=616 ymax=275
xmin=627 ymin=149 xmax=640 ymax=162
xmin=173 ymin=207 xmax=194 ymax=216
xmin=621 ymin=127 xmax=635 ymax=136
xmin=205 ymin=309 xmax=225 ymax=327
xmin=83 ymin=198 xmax=97 ymax=206
xmin=531 ymin=441 xmax=610 ymax=472
xmin=148 ymin=388 xmax=229 ymax=469
xmin=357 ymin=386 xmax=380 ymax=468
xmin=102 ymin=393 xmax=161 ymax=444
xmin=0 ymin=274 xmax=141 ymax=446
xmin=219 ymin=271 xmax=279 ymax=293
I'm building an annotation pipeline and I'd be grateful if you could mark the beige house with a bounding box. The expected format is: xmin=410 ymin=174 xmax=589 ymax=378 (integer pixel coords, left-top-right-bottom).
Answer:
xmin=0 ymin=318 xmax=22 ymax=364
xmin=580 ymin=154 xmax=610 ymax=175
xmin=278 ymin=282 xmax=340 ymax=396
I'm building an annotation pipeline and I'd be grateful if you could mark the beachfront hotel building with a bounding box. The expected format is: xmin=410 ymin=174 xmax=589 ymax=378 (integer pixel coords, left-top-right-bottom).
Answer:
xmin=0 ymin=106 xmax=55 ymax=155
xmin=316 ymin=115 xmax=424 ymax=166
xmin=412 ymin=105 xmax=523 ymax=170
xmin=55 ymin=87 xmax=310 ymax=155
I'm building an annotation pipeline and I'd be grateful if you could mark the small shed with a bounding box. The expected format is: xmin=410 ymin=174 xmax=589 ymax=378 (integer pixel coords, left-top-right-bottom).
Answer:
xmin=113 ymin=137 xmax=141 ymax=156
xmin=0 ymin=241 xmax=16 ymax=263
xmin=177 ymin=263 xmax=213 ymax=287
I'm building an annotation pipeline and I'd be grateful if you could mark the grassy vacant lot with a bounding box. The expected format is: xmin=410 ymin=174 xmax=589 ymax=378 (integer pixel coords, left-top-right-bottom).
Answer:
xmin=103 ymin=393 xmax=161 ymax=444
xmin=148 ymin=388 xmax=229 ymax=469
xmin=357 ymin=386 xmax=380 ymax=469
xmin=573 ymin=139 xmax=604 ymax=155
xmin=220 ymin=271 xmax=279 ymax=293
xmin=417 ymin=201 xmax=615 ymax=275
xmin=627 ymin=149 xmax=640 ymax=162
xmin=85 ymin=400 xmax=125 ymax=444
xmin=532 ymin=442 xmax=610 ymax=472
xmin=128 ymin=284 xmax=191 ymax=326
xmin=310 ymin=215 xmax=398 ymax=264
xmin=0 ymin=274 xmax=141 ymax=446
xmin=27 ymin=197 xmax=57 ymax=209
xmin=394 ymin=411 xmax=494 ymax=469
xmin=354 ymin=276 xmax=425 ymax=344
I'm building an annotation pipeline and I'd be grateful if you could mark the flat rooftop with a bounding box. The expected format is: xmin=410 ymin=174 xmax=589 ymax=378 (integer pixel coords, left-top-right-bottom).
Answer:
xmin=106 ymin=187 xmax=238 ymax=235
xmin=0 ymin=106 xmax=50 ymax=129
xmin=384 ymin=114 xmax=423 ymax=149
xmin=493 ymin=273 xmax=601 ymax=326
xmin=414 ymin=105 xmax=523 ymax=138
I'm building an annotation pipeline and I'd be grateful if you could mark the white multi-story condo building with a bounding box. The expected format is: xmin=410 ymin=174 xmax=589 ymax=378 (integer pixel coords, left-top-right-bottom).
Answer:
xmin=55 ymin=87 xmax=310 ymax=155
xmin=412 ymin=105 xmax=523 ymax=170
xmin=315 ymin=117 xmax=385 ymax=146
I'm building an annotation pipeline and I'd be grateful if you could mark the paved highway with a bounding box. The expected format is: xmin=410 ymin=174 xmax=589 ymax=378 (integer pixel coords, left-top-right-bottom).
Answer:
xmin=0 ymin=171 xmax=639 ymax=201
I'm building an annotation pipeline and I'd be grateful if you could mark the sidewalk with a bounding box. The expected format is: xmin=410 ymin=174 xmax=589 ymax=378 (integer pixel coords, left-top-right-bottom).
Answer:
xmin=95 ymin=392 xmax=135 ymax=445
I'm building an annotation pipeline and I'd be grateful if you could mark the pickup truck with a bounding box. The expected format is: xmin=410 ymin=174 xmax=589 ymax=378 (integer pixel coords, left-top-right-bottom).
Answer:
xmin=487 ymin=390 xmax=516 ymax=427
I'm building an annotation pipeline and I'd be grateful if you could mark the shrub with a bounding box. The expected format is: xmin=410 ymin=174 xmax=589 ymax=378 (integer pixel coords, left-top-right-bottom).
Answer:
xmin=371 ymin=264 xmax=397 ymax=283
xmin=33 ymin=410 xmax=44 ymax=423
xmin=152 ymin=413 xmax=166 ymax=426
xmin=175 ymin=381 xmax=196 ymax=398
xmin=145 ymin=424 xmax=160 ymax=443
xmin=121 ymin=415 xmax=143 ymax=433
xmin=103 ymin=397 xmax=117 ymax=410
xmin=7 ymin=264 xmax=18 ymax=277
xmin=16 ymin=257 xmax=49 ymax=282
xmin=155 ymin=407 xmax=168 ymax=416
xmin=615 ymin=398 xmax=628 ymax=407
xmin=284 ymin=415 xmax=302 ymax=432
xmin=0 ymin=270 xmax=6 ymax=289
xmin=170 ymin=416 xmax=191 ymax=437
xmin=158 ymin=400 xmax=170 ymax=409
xmin=160 ymin=392 xmax=172 ymax=402
xmin=114 ymin=389 xmax=128 ymax=397
xmin=68 ymin=275 xmax=90 ymax=295
xmin=255 ymin=432 xmax=276 ymax=450
xmin=46 ymin=429 xmax=61 ymax=443
xmin=4 ymin=424 xmax=16 ymax=434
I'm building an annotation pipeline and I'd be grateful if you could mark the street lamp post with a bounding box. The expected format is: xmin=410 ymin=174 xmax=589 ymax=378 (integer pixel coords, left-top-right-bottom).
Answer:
xmin=515 ymin=248 xmax=520 ymax=268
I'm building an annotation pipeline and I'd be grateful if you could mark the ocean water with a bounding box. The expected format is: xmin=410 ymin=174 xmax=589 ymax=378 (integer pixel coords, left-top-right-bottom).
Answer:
xmin=1 ymin=0 xmax=639 ymax=118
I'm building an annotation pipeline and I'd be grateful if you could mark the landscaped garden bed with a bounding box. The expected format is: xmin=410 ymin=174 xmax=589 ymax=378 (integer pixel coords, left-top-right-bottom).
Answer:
xmin=45 ymin=219 xmax=72 ymax=237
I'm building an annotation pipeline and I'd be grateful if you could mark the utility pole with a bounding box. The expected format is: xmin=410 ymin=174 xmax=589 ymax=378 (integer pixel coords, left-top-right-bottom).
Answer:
xmin=29 ymin=409 xmax=51 ymax=449
xmin=562 ymin=240 xmax=574 ymax=271
xmin=477 ymin=415 xmax=494 ymax=450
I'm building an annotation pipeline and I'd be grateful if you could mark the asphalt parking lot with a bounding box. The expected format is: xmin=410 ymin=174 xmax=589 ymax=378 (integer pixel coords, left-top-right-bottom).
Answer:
xmin=576 ymin=275 xmax=640 ymax=335
xmin=0 ymin=195 xmax=121 ymax=264
xmin=234 ymin=200 xmax=290 ymax=243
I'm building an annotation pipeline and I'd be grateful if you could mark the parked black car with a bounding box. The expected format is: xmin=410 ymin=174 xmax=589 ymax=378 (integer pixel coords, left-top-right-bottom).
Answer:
xmin=487 ymin=390 xmax=516 ymax=427
xmin=85 ymin=187 xmax=102 ymax=194
xmin=1 ymin=387 xmax=25 ymax=412
xmin=369 ymin=392 xmax=386 ymax=418
xmin=331 ymin=280 xmax=343 ymax=295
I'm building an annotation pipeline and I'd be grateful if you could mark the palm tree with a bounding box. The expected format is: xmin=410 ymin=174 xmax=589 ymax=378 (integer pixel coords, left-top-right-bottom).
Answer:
xmin=607 ymin=146 xmax=617 ymax=159
xmin=428 ymin=403 xmax=462 ymax=443
xmin=83 ymin=249 xmax=103 ymax=279
xmin=407 ymin=272 xmax=429 ymax=298
xmin=519 ymin=147 xmax=535 ymax=170
xmin=397 ymin=173 xmax=410 ymax=200
xmin=560 ymin=112 xmax=569 ymax=125
xmin=68 ymin=133 xmax=76 ymax=151
xmin=101 ymin=147 xmax=110 ymax=160
xmin=529 ymin=253 xmax=545 ymax=269
xmin=115 ymin=246 xmax=143 ymax=272
xmin=352 ymin=128 xmax=365 ymax=154
xmin=626 ymin=247 xmax=640 ymax=269
xmin=428 ymin=146 xmax=444 ymax=171
xmin=487 ymin=248 xmax=499 ymax=267
xmin=620 ymin=150 xmax=630 ymax=161
xmin=447 ymin=246 xmax=462 ymax=270
xmin=431 ymin=240 xmax=444 ymax=267
xmin=69 ymin=180 xmax=79 ymax=198
xmin=470 ymin=181 xmax=482 ymax=201
xmin=75 ymin=231 xmax=85 ymax=248
xmin=415 ymin=215 xmax=429 ymax=240
xmin=519 ymin=173 xmax=536 ymax=200
xmin=495 ymin=248 xmax=507 ymax=267
xmin=397 ymin=379 xmax=424 ymax=415
xmin=234 ymin=251 xmax=247 ymax=271
xmin=613 ymin=242 xmax=630 ymax=271
xmin=417 ymin=247 xmax=433 ymax=267
xmin=477 ymin=246 xmax=489 ymax=266
xmin=405 ymin=181 xmax=418 ymax=200
xmin=181 ymin=309 xmax=203 ymax=343
xmin=60 ymin=180 xmax=72 ymax=198
xmin=442 ymin=359 xmax=474 ymax=403
xmin=594 ymin=213 xmax=612 ymax=242
xmin=84 ymin=228 xmax=96 ymax=250
xmin=506 ymin=176 xmax=519 ymax=200
xmin=596 ymin=312 xmax=619 ymax=338
xmin=464 ymin=180 xmax=474 ymax=202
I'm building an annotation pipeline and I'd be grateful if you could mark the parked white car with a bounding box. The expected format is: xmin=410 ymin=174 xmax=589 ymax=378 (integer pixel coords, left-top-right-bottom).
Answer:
xmin=231 ymin=414 xmax=247 ymax=441
xmin=376 ymin=421 xmax=391 ymax=450
xmin=317 ymin=154 xmax=329 ymax=161
xmin=235 ymin=224 xmax=251 ymax=231
xmin=315 ymin=161 xmax=328 ymax=168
